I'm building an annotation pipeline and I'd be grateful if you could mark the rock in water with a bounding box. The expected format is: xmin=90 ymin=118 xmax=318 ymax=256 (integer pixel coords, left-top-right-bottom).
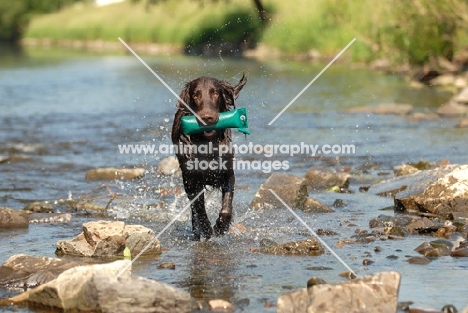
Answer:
xmin=437 ymin=100 xmax=468 ymax=116
xmin=304 ymin=167 xmax=350 ymax=191
xmin=7 ymin=260 xmax=197 ymax=313
xmin=394 ymin=164 xmax=419 ymax=177
xmin=85 ymin=167 xmax=145 ymax=180
xmin=306 ymin=277 xmax=326 ymax=288
xmin=302 ymin=198 xmax=334 ymax=213
xmin=394 ymin=164 xmax=468 ymax=215
xmin=259 ymin=237 xmax=324 ymax=256
xmin=56 ymin=220 xmax=161 ymax=257
xmin=208 ymin=299 xmax=234 ymax=312
xmin=157 ymin=262 xmax=176 ymax=270
xmin=0 ymin=208 xmax=29 ymax=229
xmin=453 ymin=86 xmax=468 ymax=103
xmin=23 ymin=201 xmax=54 ymax=213
xmin=277 ymin=272 xmax=400 ymax=313
xmin=407 ymin=256 xmax=431 ymax=265
xmin=451 ymin=247 xmax=468 ymax=257
xmin=458 ymin=118 xmax=468 ymax=128
xmin=249 ymin=173 xmax=308 ymax=209
xmin=0 ymin=254 xmax=79 ymax=289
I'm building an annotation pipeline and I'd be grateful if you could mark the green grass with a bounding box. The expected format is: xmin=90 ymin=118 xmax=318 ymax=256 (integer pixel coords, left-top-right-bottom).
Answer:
xmin=24 ymin=0 xmax=391 ymax=61
xmin=260 ymin=0 xmax=395 ymax=62
xmin=25 ymin=0 xmax=260 ymax=45
xmin=24 ymin=0 xmax=468 ymax=64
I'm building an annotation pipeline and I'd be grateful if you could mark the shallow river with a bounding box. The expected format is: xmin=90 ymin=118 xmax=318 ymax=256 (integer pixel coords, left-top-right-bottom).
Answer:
xmin=1 ymin=46 xmax=467 ymax=312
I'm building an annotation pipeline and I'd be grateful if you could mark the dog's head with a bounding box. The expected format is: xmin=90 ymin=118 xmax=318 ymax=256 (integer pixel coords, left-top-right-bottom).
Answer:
xmin=176 ymin=75 xmax=247 ymax=139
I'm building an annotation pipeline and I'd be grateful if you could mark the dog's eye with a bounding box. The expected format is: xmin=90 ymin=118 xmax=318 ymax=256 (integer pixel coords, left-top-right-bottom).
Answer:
xmin=192 ymin=95 xmax=198 ymax=100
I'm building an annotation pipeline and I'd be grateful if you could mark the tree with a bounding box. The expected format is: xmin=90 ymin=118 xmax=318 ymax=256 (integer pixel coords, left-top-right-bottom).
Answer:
xmin=0 ymin=0 xmax=88 ymax=42
xmin=131 ymin=0 xmax=268 ymax=26
xmin=391 ymin=0 xmax=468 ymax=64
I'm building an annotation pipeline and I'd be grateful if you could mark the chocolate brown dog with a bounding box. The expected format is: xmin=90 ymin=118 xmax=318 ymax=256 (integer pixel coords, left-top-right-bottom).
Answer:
xmin=171 ymin=75 xmax=247 ymax=240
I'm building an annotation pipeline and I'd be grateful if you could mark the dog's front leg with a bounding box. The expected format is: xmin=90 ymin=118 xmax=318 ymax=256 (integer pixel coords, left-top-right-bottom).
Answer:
xmin=214 ymin=169 xmax=234 ymax=236
xmin=186 ymin=186 xmax=213 ymax=241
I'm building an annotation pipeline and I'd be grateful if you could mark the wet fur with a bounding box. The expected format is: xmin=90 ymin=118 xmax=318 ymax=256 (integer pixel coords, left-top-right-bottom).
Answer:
xmin=171 ymin=75 xmax=247 ymax=240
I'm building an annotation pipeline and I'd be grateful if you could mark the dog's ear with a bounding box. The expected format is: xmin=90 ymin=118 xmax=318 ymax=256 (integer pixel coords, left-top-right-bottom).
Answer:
xmin=171 ymin=108 xmax=192 ymax=146
xmin=176 ymin=82 xmax=191 ymax=110
xmin=220 ymin=83 xmax=235 ymax=111
xmin=220 ymin=74 xmax=247 ymax=111
xmin=233 ymin=73 xmax=247 ymax=99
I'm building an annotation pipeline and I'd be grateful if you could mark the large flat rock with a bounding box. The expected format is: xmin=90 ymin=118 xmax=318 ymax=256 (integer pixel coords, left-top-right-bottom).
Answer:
xmin=4 ymin=260 xmax=197 ymax=313
xmin=56 ymin=220 xmax=161 ymax=257
xmin=277 ymin=272 xmax=400 ymax=313
xmin=250 ymin=173 xmax=308 ymax=210
xmin=371 ymin=164 xmax=468 ymax=216
xmin=0 ymin=208 xmax=29 ymax=229
xmin=303 ymin=167 xmax=350 ymax=191
xmin=0 ymin=254 xmax=79 ymax=289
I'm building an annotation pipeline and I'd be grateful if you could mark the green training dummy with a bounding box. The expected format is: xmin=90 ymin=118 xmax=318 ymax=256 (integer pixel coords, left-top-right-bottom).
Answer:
xmin=181 ymin=107 xmax=250 ymax=135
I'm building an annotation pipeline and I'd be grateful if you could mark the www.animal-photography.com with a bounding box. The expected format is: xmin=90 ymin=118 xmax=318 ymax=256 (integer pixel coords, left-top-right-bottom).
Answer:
xmin=1 ymin=1 xmax=468 ymax=313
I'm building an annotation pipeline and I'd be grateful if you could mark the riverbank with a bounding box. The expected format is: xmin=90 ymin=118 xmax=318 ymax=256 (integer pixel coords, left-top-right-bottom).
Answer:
xmin=23 ymin=0 xmax=468 ymax=66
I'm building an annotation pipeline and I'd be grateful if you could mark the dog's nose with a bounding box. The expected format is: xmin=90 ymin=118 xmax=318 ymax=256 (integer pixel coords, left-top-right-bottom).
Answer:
xmin=201 ymin=114 xmax=216 ymax=125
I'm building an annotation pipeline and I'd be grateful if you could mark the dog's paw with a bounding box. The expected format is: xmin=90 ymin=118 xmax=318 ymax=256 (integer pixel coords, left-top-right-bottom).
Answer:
xmin=213 ymin=213 xmax=232 ymax=236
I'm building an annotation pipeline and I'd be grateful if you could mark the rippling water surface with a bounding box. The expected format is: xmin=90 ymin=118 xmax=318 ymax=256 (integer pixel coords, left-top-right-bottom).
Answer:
xmin=1 ymin=46 xmax=467 ymax=312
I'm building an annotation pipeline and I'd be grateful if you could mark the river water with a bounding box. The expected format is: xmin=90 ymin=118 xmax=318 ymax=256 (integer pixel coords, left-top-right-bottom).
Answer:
xmin=1 ymin=46 xmax=467 ymax=312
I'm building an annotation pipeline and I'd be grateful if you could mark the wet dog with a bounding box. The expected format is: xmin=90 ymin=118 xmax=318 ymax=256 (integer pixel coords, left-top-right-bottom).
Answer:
xmin=171 ymin=75 xmax=247 ymax=240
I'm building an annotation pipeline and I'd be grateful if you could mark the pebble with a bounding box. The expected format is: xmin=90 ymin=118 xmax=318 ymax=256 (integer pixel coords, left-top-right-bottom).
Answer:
xmin=388 ymin=235 xmax=405 ymax=240
xmin=229 ymin=223 xmax=247 ymax=234
xmin=451 ymin=247 xmax=468 ymax=257
xmin=362 ymin=258 xmax=374 ymax=265
xmin=414 ymin=242 xmax=433 ymax=254
xmin=359 ymin=185 xmax=370 ymax=192
xmin=24 ymin=201 xmax=54 ymax=213
xmin=458 ymin=240 xmax=468 ymax=249
xmin=209 ymin=299 xmax=234 ymax=312
xmin=441 ymin=304 xmax=458 ymax=313
xmin=157 ymin=262 xmax=175 ymax=270
xmin=264 ymin=301 xmax=276 ymax=308
xmin=307 ymin=277 xmax=326 ymax=288
xmin=424 ymin=248 xmax=442 ymax=258
xmin=306 ymin=266 xmax=333 ymax=271
xmin=332 ymin=199 xmax=346 ymax=208
xmin=338 ymin=271 xmax=356 ymax=279
xmin=407 ymin=256 xmax=431 ymax=265
xmin=316 ymin=229 xmax=338 ymax=236
xmin=430 ymin=239 xmax=454 ymax=250
xmin=397 ymin=301 xmax=414 ymax=311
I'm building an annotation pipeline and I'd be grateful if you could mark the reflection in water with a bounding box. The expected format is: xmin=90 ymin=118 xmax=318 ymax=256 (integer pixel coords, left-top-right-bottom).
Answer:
xmin=183 ymin=242 xmax=236 ymax=301
xmin=0 ymin=43 xmax=24 ymax=65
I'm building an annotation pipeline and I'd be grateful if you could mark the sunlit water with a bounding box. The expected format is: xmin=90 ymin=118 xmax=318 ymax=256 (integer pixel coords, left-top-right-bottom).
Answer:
xmin=1 ymin=46 xmax=468 ymax=312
